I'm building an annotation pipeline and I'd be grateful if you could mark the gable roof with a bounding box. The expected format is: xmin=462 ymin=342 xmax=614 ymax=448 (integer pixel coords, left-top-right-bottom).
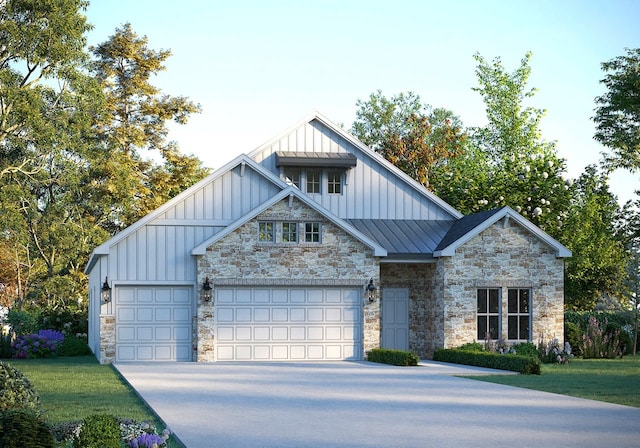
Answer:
xmin=248 ymin=112 xmax=464 ymax=220
xmin=192 ymin=187 xmax=388 ymax=257
xmin=84 ymin=154 xmax=290 ymax=273
xmin=433 ymin=206 xmax=572 ymax=258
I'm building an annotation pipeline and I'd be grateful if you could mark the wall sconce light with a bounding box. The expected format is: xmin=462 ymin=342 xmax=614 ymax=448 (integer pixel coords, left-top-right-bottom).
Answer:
xmin=201 ymin=277 xmax=213 ymax=302
xmin=101 ymin=277 xmax=112 ymax=304
xmin=364 ymin=278 xmax=379 ymax=303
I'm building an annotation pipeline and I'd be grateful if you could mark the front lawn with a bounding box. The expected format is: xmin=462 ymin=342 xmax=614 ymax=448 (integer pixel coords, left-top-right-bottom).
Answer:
xmin=465 ymin=356 xmax=640 ymax=407
xmin=7 ymin=355 xmax=183 ymax=447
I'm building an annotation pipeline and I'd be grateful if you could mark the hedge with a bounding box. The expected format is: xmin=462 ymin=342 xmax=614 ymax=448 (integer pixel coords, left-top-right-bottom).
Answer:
xmin=367 ymin=348 xmax=419 ymax=366
xmin=433 ymin=349 xmax=541 ymax=374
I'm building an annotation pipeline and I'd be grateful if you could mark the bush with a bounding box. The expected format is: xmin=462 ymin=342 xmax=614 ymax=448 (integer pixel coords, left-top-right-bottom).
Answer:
xmin=0 ymin=409 xmax=55 ymax=448
xmin=457 ymin=342 xmax=484 ymax=352
xmin=0 ymin=330 xmax=13 ymax=359
xmin=565 ymin=311 xmax=634 ymax=332
xmin=38 ymin=308 xmax=88 ymax=337
xmin=605 ymin=323 xmax=632 ymax=356
xmin=537 ymin=337 xmax=573 ymax=364
xmin=57 ymin=336 xmax=91 ymax=357
xmin=11 ymin=330 xmax=64 ymax=359
xmin=580 ymin=317 xmax=623 ymax=359
xmin=564 ymin=321 xmax=582 ymax=357
xmin=367 ymin=348 xmax=419 ymax=366
xmin=0 ymin=361 xmax=41 ymax=413
xmin=433 ymin=349 xmax=541 ymax=374
xmin=511 ymin=342 xmax=539 ymax=358
xmin=74 ymin=414 xmax=121 ymax=448
xmin=7 ymin=309 xmax=40 ymax=336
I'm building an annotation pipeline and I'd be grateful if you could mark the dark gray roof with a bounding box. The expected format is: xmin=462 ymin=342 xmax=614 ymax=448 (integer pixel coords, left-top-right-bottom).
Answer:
xmin=275 ymin=151 xmax=357 ymax=168
xmin=435 ymin=207 xmax=504 ymax=251
xmin=347 ymin=219 xmax=455 ymax=256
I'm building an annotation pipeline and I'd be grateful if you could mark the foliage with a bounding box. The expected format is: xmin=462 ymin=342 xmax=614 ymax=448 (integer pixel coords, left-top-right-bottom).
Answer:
xmin=0 ymin=361 xmax=41 ymax=413
xmin=605 ymin=323 xmax=632 ymax=356
xmin=510 ymin=342 xmax=539 ymax=358
xmin=12 ymin=330 xmax=64 ymax=359
xmin=38 ymin=307 xmax=88 ymax=336
xmin=537 ymin=337 xmax=573 ymax=364
xmin=560 ymin=166 xmax=628 ymax=309
xmin=565 ymin=310 xmax=635 ymax=331
xmin=593 ymin=47 xmax=640 ymax=173
xmin=580 ymin=317 xmax=623 ymax=359
xmin=564 ymin=321 xmax=582 ymax=357
xmin=73 ymin=414 xmax=122 ymax=448
xmin=0 ymin=330 xmax=12 ymax=359
xmin=367 ymin=348 xmax=419 ymax=366
xmin=456 ymin=342 xmax=484 ymax=352
xmin=57 ymin=336 xmax=91 ymax=357
xmin=433 ymin=348 xmax=541 ymax=374
xmin=7 ymin=309 xmax=41 ymax=335
xmin=351 ymin=90 xmax=467 ymax=189
xmin=0 ymin=409 xmax=55 ymax=448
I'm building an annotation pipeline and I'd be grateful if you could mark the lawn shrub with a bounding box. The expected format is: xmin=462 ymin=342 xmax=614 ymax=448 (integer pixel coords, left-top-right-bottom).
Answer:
xmin=6 ymin=309 xmax=40 ymax=335
xmin=0 ymin=409 xmax=55 ymax=448
xmin=12 ymin=330 xmax=64 ymax=359
xmin=457 ymin=342 xmax=484 ymax=352
xmin=511 ymin=342 xmax=539 ymax=358
xmin=74 ymin=414 xmax=121 ymax=448
xmin=433 ymin=349 xmax=541 ymax=374
xmin=565 ymin=310 xmax=634 ymax=331
xmin=38 ymin=307 xmax=88 ymax=336
xmin=0 ymin=330 xmax=12 ymax=359
xmin=564 ymin=321 xmax=582 ymax=356
xmin=57 ymin=336 xmax=91 ymax=357
xmin=605 ymin=323 xmax=632 ymax=356
xmin=367 ymin=348 xmax=419 ymax=366
xmin=0 ymin=361 xmax=41 ymax=412
xmin=580 ymin=316 xmax=624 ymax=359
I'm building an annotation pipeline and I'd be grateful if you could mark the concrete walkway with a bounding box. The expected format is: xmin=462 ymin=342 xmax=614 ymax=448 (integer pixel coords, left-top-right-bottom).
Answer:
xmin=115 ymin=361 xmax=640 ymax=448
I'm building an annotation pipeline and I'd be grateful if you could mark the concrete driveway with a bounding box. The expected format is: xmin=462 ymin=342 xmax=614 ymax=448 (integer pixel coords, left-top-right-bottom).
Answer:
xmin=115 ymin=361 xmax=640 ymax=448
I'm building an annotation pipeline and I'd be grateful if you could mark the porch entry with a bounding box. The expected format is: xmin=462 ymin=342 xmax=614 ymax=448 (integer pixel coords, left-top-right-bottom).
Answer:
xmin=381 ymin=288 xmax=409 ymax=351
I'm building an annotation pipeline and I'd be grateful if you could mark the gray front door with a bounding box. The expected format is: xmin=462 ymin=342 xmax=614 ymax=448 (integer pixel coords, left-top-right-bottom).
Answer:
xmin=381 ymin=288 xmax=409 ymax=350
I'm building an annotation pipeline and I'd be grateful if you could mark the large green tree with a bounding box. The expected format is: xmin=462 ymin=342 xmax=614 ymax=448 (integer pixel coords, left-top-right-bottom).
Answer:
xmin=593 ymin=47 xmax=640 ymax=173
xmin=90 ymin=23 xmax=209 ymax=230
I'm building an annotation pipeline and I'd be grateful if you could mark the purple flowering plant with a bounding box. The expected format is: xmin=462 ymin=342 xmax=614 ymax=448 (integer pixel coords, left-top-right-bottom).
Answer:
xmin=127 ymin=429 xmax=171 ymax=448
xmin=12 ymin=329 xmax=65 ymax=359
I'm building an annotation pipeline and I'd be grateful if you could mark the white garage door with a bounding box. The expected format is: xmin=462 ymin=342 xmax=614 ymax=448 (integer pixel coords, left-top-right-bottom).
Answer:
xmin=116 ymin=286 xmax=193 ymax=362
xmin=215 ymin=287 xmax=362 ymax=361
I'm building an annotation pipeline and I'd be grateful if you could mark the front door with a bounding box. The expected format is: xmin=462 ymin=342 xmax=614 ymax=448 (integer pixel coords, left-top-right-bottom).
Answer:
xmin=381 ymin=288 xmax=409 ymax=350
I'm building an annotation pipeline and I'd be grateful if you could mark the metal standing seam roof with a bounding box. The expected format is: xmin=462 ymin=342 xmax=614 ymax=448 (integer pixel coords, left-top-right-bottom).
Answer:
xmin=347 ymin=219 xmax=455 ymax=256
xmin=275 ymin=151 xmax=358 ymax=168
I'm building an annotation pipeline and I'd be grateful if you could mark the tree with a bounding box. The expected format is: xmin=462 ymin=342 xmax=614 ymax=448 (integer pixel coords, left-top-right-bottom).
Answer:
xmin=593 ymin=48 xmax=640 ymax=173
xmin=351 ymin=90 xmax=467 ymax=188
xmin=561 ymin=165 xmax=628 ymax=310
xmin=90 ymin=23 xmax=209 ymax=229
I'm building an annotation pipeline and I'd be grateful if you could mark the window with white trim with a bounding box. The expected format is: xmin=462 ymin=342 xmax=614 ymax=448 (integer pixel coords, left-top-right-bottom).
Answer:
xmin=507 ymin=288 xmax=531 ymax=340
xmin=477 ymin=288 xmax=500 ymax=340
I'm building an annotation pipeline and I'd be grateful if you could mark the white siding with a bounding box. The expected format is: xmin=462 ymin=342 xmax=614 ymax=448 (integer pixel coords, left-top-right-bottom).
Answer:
xmin=251 ymin=119 xmax=457 ymax=221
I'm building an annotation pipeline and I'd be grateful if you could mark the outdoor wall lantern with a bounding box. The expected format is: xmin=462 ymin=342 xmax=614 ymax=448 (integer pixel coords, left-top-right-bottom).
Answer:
xmin=201 ymin=277 xmax=213 ymax=302
xmin=101 ymin=277 xmax=112 ymax=304
xmin=364 ymin=278 xmax=379 ymax=303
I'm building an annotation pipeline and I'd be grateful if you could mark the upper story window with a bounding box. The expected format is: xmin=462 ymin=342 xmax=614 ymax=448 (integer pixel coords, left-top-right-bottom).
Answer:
xmin=327 ymin=170 xmax=342 ymax=194
xmin=283 ymin=168 xmax=301 ymax=188
xmin=306 ymin=169 xmax=321 ymax=194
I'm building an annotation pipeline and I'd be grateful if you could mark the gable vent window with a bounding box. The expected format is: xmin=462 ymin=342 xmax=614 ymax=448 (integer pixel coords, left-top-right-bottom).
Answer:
xmin=282 ymin=222 xmax=298 ymax=242
xmin=258 ymin=222 xmax=275 ymax=242
xmin=304 ymin=222 xmax=321 ymax=242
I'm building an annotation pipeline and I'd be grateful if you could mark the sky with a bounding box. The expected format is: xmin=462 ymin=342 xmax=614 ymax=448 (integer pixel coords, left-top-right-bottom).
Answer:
xmin=84 ymin=0 xmax=639 ymax=204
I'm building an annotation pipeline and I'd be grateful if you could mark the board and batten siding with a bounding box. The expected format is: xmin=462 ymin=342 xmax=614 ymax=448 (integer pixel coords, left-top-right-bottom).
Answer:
xmin=251 ymin=119 xmax=457 ymax=221
xmin=108 ymin=163 xmax=282 ymax=283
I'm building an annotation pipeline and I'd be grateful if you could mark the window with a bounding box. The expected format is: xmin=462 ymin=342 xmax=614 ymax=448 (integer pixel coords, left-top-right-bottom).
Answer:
xmin=477 ymin=288 xmax=500 ymax=340
xmin=282 ymin=222 xmax=298 ymax=242
xmin=304 ymin=222 xmax=321 ymax=242
xmin=306 ymin=169 xmax=321 ymax=194
xmin=283 ymin=168 xmax=301 ymax=188
xmin=258 ymin=222 xmax=274 ymax=242
xmin=508 ymin=288 xmax=531 ymax=340
xmin=327 ymin=170 xmax=342 ymax=194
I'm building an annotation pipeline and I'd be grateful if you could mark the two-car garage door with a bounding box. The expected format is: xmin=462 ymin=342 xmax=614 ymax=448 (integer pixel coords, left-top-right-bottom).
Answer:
xmin=214 ymin=287 xmax=363 ymax=361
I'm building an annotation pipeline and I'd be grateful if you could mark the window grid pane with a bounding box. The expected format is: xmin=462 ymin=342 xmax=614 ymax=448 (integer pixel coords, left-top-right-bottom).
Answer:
xmin=282 ymin=222 xmax=298 ymax=242
xmin=507 ymin=288 xmax=531 ymax=341
xmin=477 ymin=288 xmax=500 ymax=340
xmin=306 ymin=169 xmax=321 ymax=194
xmin=284 ymin=168 xmax=301 ymax=188
xmin=304 ymin=222 xmax=320 ymax=242
xmin=327 ymin=171 xmax=342 ymax=194
xmin=258 ymin=222 xmax=274 ymax=242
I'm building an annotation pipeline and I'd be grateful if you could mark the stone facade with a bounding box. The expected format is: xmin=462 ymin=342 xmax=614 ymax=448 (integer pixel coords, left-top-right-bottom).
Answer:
xmin=99 ymin=315 xmax=115 ymax=364
xmin=196 ymin=197 xmax=380 ymax=361
xmin=436 ymin=218 xmax=565 ymax=350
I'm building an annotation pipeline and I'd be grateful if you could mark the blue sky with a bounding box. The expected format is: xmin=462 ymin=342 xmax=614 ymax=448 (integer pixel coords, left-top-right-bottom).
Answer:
xmin=85 ymin=0 xmax=639 ymax=204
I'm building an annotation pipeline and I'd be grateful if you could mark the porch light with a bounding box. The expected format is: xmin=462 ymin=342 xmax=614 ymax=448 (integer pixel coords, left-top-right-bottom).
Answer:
xmin=201 ymin=277 xmax=213 ymax=302
xmin=365 ymin=278 xmax=378 ymax=303
xmin=101 ymin=277 xmax=112 ymax=304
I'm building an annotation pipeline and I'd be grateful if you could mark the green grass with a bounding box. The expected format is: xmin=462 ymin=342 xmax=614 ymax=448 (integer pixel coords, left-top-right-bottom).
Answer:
xmin=7 ymin=356 xmax=183 ymax=447
xmin=464 ymin=356 xmax=640 ymax=407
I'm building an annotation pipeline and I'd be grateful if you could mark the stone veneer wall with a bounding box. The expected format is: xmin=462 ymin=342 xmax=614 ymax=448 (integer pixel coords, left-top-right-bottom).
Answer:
xmin=196 ymin=197 xmax=380 ymax=362
xmin=380 ymin=263 xmax=441 ymax=358
xmin=99 ymin=315 xmax=115 ymax=364
xmin=436 ymin=218 xmax=565 ymax=350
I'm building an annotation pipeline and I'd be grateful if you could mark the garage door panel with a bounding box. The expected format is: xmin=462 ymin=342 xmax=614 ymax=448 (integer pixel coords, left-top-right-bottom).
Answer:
xmin=115 ymin=286 xmax=193 ymax=362
xmin=214 ymin=287 xmax=362 ymax=361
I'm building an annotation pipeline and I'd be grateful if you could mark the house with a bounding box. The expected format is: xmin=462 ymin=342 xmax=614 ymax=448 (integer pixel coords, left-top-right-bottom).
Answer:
xmin=85 ymin=112 xmax=570 ymax=363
